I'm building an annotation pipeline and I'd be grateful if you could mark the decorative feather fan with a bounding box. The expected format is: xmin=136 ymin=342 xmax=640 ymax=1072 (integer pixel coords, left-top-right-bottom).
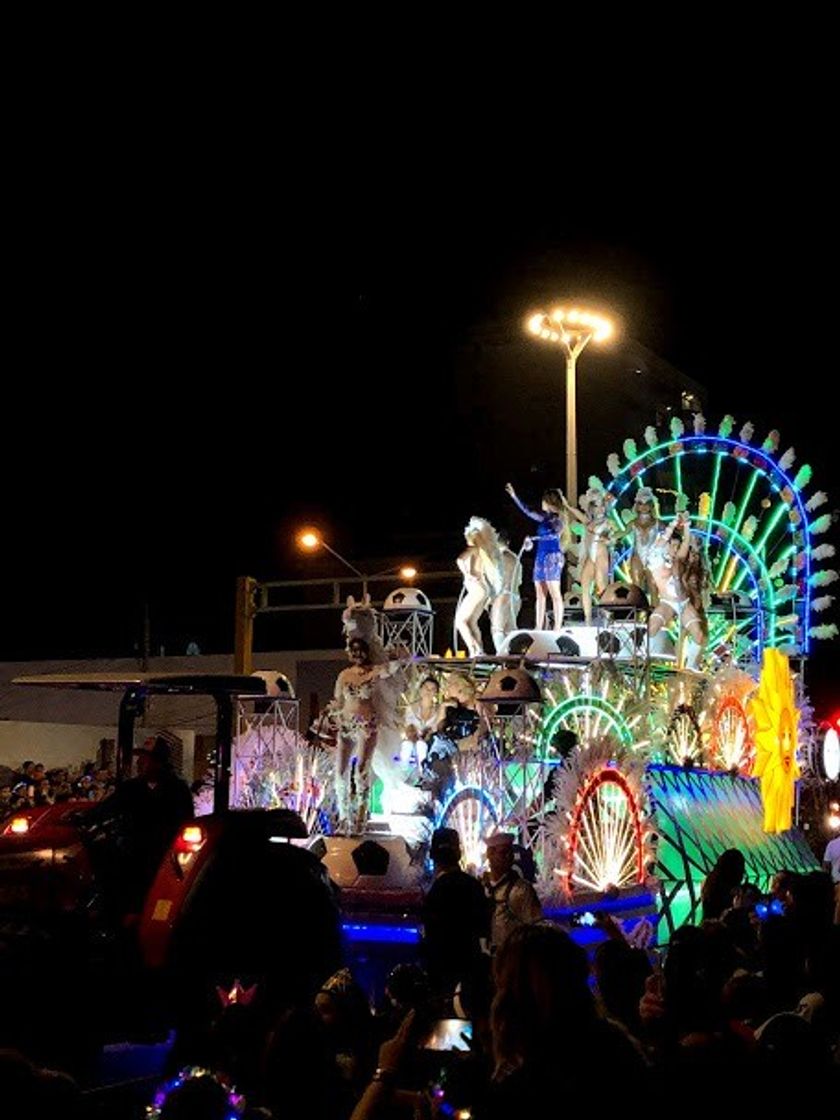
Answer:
xmin=699 ymin=665 xmax=758 ymax=774
xmin=539 ymin=736 xmax=652 ymax=902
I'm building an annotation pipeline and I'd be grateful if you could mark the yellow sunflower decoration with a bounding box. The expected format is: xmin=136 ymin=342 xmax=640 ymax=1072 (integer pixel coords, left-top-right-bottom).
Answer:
xmin=748 ymin=648 xmax=800 ymax=833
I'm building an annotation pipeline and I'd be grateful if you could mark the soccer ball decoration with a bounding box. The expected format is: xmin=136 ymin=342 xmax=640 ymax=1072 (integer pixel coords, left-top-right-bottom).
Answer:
xmin=599 ymin=581 xmax=649 ymax=610
xmin=383 ymin=587 xmax=432 ymax=614
xmin=481 ymin=668 xmax=543 ymax=703
xmin=502 ymin=630 xmax=587 ymax=658
xmin=250 ymin=670 xmax=295 ymax=698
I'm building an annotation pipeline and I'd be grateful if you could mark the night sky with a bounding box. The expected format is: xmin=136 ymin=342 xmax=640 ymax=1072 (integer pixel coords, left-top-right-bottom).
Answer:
xmin=4 ymin=141 xmax=837 ymax=711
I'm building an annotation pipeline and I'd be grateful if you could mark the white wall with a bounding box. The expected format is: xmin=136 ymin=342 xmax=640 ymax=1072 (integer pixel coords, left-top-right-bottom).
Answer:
xmin=0 ymin=721 xmax=116 ymax=771
xmin=0 ymin=721 xmax=196 ymax=779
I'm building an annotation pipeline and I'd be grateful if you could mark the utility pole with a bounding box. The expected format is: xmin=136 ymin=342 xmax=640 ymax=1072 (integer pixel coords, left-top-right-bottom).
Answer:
xmin=142 ymin=600 xmax=151 ymax=671
xmin=234 ymin=576 xmax=259 ymax=675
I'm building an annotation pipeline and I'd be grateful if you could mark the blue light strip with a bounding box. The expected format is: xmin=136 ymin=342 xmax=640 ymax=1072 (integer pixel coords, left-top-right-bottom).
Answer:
xmin=341 ymin=923 xmax=422 ymax=944
xmin=543 ymin=892 xmax=656 ymax=920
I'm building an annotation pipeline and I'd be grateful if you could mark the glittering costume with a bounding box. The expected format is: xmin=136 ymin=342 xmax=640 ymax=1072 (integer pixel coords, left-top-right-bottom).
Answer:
xmin=566 ymin=489 xmax=616 ymax=625
xmin=490 ymin=545 xmax=522 ymax=651
xmin=508 ymin=492 xmax=565 ymax=582
xmin=585 ymin=514 xmax=613 ymax=565
xmin=647 ymin=535 xmax=690 ymax=616
xmin=455 ymin=518 xmax=502 ymax=657
xmin=334 ymin=640 xmax=407 ymax=835
xmin=647 ymin=521 xmax=709 ymax=669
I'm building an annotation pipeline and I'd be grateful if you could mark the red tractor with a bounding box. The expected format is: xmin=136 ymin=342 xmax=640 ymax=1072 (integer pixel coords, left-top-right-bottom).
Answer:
xmin=3 ymin=673 xmax=341 ymax=1047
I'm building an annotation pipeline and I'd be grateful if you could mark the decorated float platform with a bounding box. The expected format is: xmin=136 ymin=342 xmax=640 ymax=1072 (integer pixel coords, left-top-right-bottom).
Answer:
xmin=229 ymin=412 xmax=836 ymax=950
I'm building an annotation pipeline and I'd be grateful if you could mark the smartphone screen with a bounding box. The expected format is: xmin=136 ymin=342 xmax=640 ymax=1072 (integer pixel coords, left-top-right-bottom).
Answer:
xmin=422 ymin=1018 xmax=473 ymax=1051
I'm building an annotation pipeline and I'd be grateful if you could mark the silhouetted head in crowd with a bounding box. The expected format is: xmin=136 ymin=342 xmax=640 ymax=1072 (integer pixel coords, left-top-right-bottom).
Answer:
xmin=492 ymin=922 xmax=594 ymax=1071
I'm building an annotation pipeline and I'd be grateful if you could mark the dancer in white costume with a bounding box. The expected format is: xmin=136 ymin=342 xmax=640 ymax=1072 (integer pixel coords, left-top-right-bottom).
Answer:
xmin=565 ymin=488 xmax=617 ymax=624
xmin=646 ymin=514 xmax=709 ymax=669
xmin=455 ymin=517 xmax=503 ymax=657
xmin=333 ymin=636 xmax=408 ymax=834
xmin=627 ymin=486 xmax=664 ymax=604
xmin=336 ymin=596 xmax=422 ymax=830
xmin=490 ymin=530 xmax=523 ymax=652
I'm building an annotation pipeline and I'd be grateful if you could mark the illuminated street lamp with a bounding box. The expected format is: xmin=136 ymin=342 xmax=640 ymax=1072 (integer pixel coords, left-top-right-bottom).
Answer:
xmin=526 ymin=305 xmax=614 ymax=508
xmin=297 ymin=528 xmax=367 ymax=587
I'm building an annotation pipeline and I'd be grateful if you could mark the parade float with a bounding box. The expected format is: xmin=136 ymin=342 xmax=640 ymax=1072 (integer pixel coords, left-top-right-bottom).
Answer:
xmin=230 ymin=414 xmax=837 ymax=941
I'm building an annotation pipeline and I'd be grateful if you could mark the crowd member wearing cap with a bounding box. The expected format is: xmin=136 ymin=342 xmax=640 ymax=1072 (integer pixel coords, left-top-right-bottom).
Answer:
xmin=421 ymin=827 xmax=490 ymax=997
xmin=84 ymin=735 xmax=194 ymax=916
xmin=483 ymin=832 xmax=542 ymax=953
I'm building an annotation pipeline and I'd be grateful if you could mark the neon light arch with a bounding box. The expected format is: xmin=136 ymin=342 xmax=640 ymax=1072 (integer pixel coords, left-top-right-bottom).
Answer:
xmin=437 ymin=785 xmax=500 ymax=869
xmin=606 ymin=433 xmax=816 ymax=653
xmin=537 ymin=695 xmax=634 ymax=757
xmin=565 ymin=768 xmax=645 ymax=893
xmin=614 ymin=522 xmax=770 ymax=655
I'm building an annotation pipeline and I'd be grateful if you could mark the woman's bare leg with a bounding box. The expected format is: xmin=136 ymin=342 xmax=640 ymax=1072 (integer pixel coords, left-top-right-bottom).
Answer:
xmin=595 ymin=555 xmax=610 ymax=598
xmin=681 ymin=606 xmax=706 ymax=669
xmin=648 ymin=603 xmax=676 ymax=640
xmin=580 ymin=561 xmax=595 ymax=625
xmin=534 ymin=582 xmax=547 ymax=630
xmin=353 ymin=733 xmax=378 ymax=834
xmin=335 ymin=737 xmax=354 ymax=834
xmin=548 ymin=580 xmax=564 ymax=630
xmin=456 ymin=587 xmax=487 ymax=656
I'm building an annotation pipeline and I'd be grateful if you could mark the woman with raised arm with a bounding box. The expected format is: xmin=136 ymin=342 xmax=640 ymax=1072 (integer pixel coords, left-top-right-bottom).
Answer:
xmin=333 ymin=637 xmax=408 ymax=834
xmin=505 ymin=484 xmax=570 ymax=631
xmin=564 ymin=487 xmax=617 ymax=625
xmin=646 ymin=513 xmax=709 ymax=670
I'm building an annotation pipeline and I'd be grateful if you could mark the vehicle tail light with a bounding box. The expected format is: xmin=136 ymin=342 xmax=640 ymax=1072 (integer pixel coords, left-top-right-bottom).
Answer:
xmin=178 ymin=825 xmax=205 ymax=852
xmin=3 ymin=816 xmax=30 ymax=836
xmin=172 ymin=823 xmax=206 ymax=873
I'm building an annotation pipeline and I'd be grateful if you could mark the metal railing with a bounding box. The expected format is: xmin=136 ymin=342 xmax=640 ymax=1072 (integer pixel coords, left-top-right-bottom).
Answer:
xmin=253 ymin=570 xmax=462 ymax=612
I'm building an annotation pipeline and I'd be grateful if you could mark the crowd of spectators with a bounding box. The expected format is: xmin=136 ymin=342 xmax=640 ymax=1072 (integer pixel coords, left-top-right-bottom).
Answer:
xmin=1 ymin=823 xmax=838 ymax=1115
xmin=0 ymin=758 xmax=115 ymax=820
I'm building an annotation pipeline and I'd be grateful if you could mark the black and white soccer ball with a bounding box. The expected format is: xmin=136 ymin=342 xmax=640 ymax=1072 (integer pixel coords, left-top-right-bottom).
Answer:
xmin=501 ymin=631 xmax=582 ymax=658
xmin=480 ymin=667 xmax=543 ymax=703
xmin=251 ymin=670 xmax=295 ymax=698
xmin=383 ymin=587 xmax=433 ymax=614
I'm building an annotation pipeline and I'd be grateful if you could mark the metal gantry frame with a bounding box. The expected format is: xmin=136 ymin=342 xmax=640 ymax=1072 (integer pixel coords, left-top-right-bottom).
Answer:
xmin=232 ymin=697 xmax=301 ymax=807
xmin=594 ymin=604 xmax=651 ymax=700
xmin=380 ymin=609 xmax=435 ymax=658
xmin=483 ymin=703 xmax=555 ymax=870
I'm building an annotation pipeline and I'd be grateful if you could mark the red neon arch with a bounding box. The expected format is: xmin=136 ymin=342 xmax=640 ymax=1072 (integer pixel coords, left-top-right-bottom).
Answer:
xmin=565 ymin=767 xmax=644 ymax=894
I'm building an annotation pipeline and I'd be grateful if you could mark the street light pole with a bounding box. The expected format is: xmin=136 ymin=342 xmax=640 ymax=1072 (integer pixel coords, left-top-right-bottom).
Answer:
xmin=297 ymin=530 xmax=369 ymax=597
xmin=527 ymin=306 xmax=614 ymax=509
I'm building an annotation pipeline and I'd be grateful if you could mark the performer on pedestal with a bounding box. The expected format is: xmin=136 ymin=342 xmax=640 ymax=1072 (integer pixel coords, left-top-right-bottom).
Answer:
xmin=455 ymin=517 xmax=503 ymax=657
xmin=333 ymin=637 xmax=408 ymax=835
xmin=646 ymin=513 xmax=709 ymax=670
xmin=627 ymin=486 xmax=664 ymax=604
xmin=490 ymin=528 xmax=523 ymax=652
xmin=565 ymin=487 xmax=617 ymax=625
xmin=505 ymin=483 xmax=570 ymax=631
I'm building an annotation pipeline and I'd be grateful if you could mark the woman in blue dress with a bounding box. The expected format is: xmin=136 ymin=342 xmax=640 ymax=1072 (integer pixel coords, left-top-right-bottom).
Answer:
xmin=505 ymin=483 xmax=570 ymax=631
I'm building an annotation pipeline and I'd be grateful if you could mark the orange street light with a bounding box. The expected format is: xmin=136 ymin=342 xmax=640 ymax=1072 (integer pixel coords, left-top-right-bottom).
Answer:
xmin=296 ymin=527 xmax=367 ymax=581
